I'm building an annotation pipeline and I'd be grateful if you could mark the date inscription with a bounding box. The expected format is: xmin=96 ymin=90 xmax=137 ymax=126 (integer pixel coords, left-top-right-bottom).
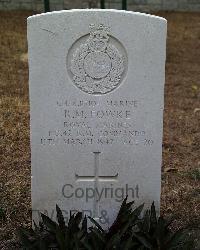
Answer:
xmin=40 ymin=99 xmax=154 ymax=147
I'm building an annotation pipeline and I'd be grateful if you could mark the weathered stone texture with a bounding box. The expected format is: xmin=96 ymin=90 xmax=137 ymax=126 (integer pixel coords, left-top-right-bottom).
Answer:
xmin=27 ymin=9 xmax=166 ymax=227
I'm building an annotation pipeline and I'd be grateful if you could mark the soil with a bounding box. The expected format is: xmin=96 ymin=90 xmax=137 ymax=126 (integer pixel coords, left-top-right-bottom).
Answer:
xmin=0 ymin=11 xmax=199 ymax=249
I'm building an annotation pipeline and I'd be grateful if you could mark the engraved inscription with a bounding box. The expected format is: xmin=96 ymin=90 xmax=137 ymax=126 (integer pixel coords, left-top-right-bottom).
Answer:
xmin=75 ymin=152 xmax=118 ymax=219
xmin=68 ymin=24 xmax=127 ymax=94
xmin=40 ymin=98 xmax=154 ymax=147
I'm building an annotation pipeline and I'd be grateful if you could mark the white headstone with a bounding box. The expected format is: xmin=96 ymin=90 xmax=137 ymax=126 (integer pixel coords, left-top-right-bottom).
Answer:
xmin=28 ymin=10 xmax=167 ymax=227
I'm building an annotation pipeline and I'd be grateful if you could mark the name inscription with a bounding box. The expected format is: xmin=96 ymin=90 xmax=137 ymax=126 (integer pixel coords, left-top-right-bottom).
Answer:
xmin=40 ymin=99 xmax=154 ymax=147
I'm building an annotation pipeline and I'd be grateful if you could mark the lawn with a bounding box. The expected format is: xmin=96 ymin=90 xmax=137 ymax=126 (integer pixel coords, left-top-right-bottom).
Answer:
xmin=0 ymin=10 xmax=199 ymax=249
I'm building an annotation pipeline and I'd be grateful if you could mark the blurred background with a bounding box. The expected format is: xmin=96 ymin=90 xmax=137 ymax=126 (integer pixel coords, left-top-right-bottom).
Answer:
xmin=0 ymin=0 xmax=200 ymax=12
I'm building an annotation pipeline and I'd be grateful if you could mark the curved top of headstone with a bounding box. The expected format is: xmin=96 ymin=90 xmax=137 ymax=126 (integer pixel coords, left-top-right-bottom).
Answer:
xmin=27 ymin=9 xmax=166 ymax=95
xmin=27 ymin=9 xmax=167 ymax=23
xmin=28 ymin=7 xmax=167 ymax=228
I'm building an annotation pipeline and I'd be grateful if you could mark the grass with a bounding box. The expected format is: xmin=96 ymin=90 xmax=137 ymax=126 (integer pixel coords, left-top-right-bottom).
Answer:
xmin=186 ymin=168 xmax=200 ymax=181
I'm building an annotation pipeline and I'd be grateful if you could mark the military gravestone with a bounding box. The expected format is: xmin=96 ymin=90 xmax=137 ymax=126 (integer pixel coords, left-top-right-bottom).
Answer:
xmin=28 ymin=10 xmax=167 ymax=227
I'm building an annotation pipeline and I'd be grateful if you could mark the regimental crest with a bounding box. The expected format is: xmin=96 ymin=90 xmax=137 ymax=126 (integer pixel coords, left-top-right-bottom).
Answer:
xmin=69 ymin=24 xmax=126 ymax=94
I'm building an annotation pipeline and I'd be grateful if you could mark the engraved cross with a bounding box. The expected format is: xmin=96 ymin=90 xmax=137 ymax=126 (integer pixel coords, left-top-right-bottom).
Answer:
xmin=75 ymin=152 xmax=118 ymax=219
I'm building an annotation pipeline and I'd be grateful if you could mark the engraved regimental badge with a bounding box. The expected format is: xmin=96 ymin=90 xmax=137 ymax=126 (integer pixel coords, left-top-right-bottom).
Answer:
xmin=69 ymin=24 xmax=127 ymax=94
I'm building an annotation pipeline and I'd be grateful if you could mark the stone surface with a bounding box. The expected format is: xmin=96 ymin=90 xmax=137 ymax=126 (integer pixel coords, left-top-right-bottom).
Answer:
xmin=28 ymin=9 xmax=167 ymax=227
